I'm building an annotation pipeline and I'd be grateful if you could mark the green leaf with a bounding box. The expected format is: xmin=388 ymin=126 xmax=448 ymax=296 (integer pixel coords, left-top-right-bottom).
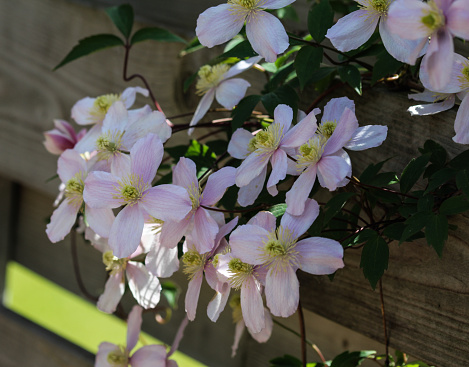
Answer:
xmin=382 ymin=222 xmax=405 ymax=241
xmin=130 ymin=27 xmax=186 ymax=45
xmin=331 ymin=350 xmax=376 ymax=367
xmin=359 ymin=159 xmax=390 ymax=184
xmin=179 ymin=37 xmax=203 ymax=56
xmin=215 ymin=40 xmax=257 ymax=62
xmin=400 ymin=211 xmax=431 ymax=243
xmin=231 ymin=95 xmax=261 ymax=131
xmin=369 ymin=172 xmax=399 ymax=186
xmin=105 ymin=4 xmax=134 ymax=39
xmin=276 ymin=5 xmax=299 ymax=21
xmin=54 ymin=34 xmax=124 ymax=70
xmin=400 ymin=154 xmax=430 ymax=194
xmin=456 ymin=169 xmax=469 ymax=197
xmin=267 ymin=61 xmax=296 ymax=91
xmin=269 ymin=204 xmax=287 ymax=218
xmin=360 ymin=233 xmax=388 ymax=289
xmin=308 ymin=0 xmax=334 ymax=43
xmin=448 ymin=150 xmax=469 ymax=170
xmin=308 ymin=67 xmax=336 ymax=84
xmin=371 ymin=50 xmax=403 ymax=85
xmin=270 ymin=355 xmax=302 ymax=367
xmin=425 ymin=213 xmax=448 ymax=257
xmin=261 ymin=84 xmax=298 ymax=116
xmin=338 ymin=65 xmax=362 ymax=95
xmin=294 ymin=46 xmax=323 ymax=89
xmin=324 ymin=192 xmax=356 ymax=226
xmin=424 ymin=167 xmax=456 ymax=194
xmin=417 ymin=195 xmax=434 ymax=212
xmin=439 ymin=196 xmax=469 ymax=216
xmin=161 ymin=281 xmax=180 ymax=309
xmin=418 ymin=140 xmax=447 ymax=168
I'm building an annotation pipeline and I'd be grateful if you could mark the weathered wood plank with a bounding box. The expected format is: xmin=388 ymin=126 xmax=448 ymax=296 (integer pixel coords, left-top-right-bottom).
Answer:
xmin=0 ymin=306 xmax=93 ymax=367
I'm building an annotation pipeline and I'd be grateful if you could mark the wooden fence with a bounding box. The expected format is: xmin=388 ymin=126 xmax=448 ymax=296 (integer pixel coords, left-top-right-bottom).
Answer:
xmin=1 ymin=0 xmax=468 ymax=366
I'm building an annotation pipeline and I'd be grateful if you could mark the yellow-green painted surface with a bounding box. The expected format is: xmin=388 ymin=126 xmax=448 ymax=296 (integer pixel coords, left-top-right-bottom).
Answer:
xmin=3 ymin=261 xmax=205 ymax=366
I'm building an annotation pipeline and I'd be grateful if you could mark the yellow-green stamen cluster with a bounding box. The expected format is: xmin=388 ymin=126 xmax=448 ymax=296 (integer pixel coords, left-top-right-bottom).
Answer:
xmin=188 ymin=183 xmax=203 ymax=209
xmin=106 ymin=345 xmax=128 ymax=366
xmin=318 ymin=121 xmax=337 ymax=139
xmin=370 ymin=0 xmax=389 ymax=15
xmin=296 ymin=136 xmax=326 ymax=171
xmin=96 ymin=131 xmax=125 ymax=160
xmin=90 ymin=93 xmax=121 ymax=118
xmin=458 ymin=61 xmax=469 ymax=90
xmin=103 ymin=251 xmax=128 ymax=275
xmin=113 ymin=174 xmax=148 ymax=206
xmin=65 ymin=172 xmax=85 ymax=207
xmin=261 ymin=227 xmax=299 ymax=271
xmin=229 ymin=294 xmax=243 ymax=323
xmin=182 ymin=250 xmax=206 ymax=280
xmin=247 ymin=124 xmax=284 ymax=155
xmin=227 ymin=258 xmax=254 ymax=289
xmin=196 ymin=64 xmax=230 ymax=95
xmin=421 ymin=1 xmax=445 ymax=32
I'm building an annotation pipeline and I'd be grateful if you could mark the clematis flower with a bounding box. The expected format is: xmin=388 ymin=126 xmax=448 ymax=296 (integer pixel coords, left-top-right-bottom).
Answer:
xmin=46 ymin=149 xmax=114 ymax=243
xmin=92 ymin=101 xmax=171 ymax=176
xmin=411 ymin=53 xmax=469 ymax=144
xmin=387 ymin=0 xmax=469 ymax=90
xmin=326 ymin=0 xmax=427 ymax=64
xmin=43 ymin=119 xmax=86 ymax=155
xmin=215 ymin=211 xmax=272 ymax=333
xmin=228 ymin=294 xmax=273 ymax=358
xmin=196 ymin=0 xmax=295 ymax=62
xmin=160 ymin=157 xmax=236 ymax=253
xmin=230 ymin=199 xmax=344 ymax=317
xmin=229 ymin=104 xmax=317 ymax=206
xmin=95 ymin=305 xmax=188 ymax=367
xmin=408 ymin=90 xmax=456 ymax=116
xmin=188 ymin=57 xmax=261 ymax=134
xmin=181 ymin=217 xmax=238 ymax=322
xmin=83 ymin=134 xmax=192 ymax=258
xmin=285 ymin=97 xmax=387 ymax=216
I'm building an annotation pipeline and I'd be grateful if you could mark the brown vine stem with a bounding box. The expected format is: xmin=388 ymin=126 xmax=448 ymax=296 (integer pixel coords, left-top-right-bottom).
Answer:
xmin=298 ymin=300 xmax=307 ymax=367
xmin=70 ymin=226 xmax=98 ymax=303
xmin=200 ymin=203 xmax=269 ymax=214
xmin=347 ymin=176 xmax=418 ymax=200
xmin=306 ymin=82 xmax=345 ymax=113
xmin=123 ymin=43 xmax=164 ymax=114
xmin=379 ymin=279 xmax=390 ymax=367
xmin=272 ymin=319 xmax=326 ymax=364
xmin=167 ymin=108 xmax=230 ymax=120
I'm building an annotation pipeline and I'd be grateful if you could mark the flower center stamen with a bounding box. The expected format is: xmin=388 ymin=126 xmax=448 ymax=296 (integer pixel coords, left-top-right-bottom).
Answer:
xmin=187 ymin=183 xmax=203 ymax=209
xmin=103 ymin=251 xmax=128 ymax=275
xmin=296 ymin=136 xmax=326 ymax=171
xmin=196 ymin=64 xmax=230 ymax=95
xmin=91 ymin=94 xmax=121 ymax=118
xmin=106 ymin=345 xmax=129 ymax=366
xmin=458 ymin=62 xmax=469 ymax=90
xmin=227 ymin=258 xmax=254 ymax=289
xmin=261 ymin=226 xmax=299 ymax=271
xmin=96 ymin=131 xmax=125 ymax=160
xmin=247 ymin=124 xmax=284 ymax=155
xmin=318 ymin=121 xmax=337 ymax=139
xmin=182 ymin=250 xmax=206 ymax=280
xmin=65 ymin=172 xmax=85 ymax=207
xmin=370 ymin=0 xmax=389 ymax=14
xmin=113 ymin=174 xmax=148 ymax=206
xmin=421 ymin=1 xmax=445 ymax=32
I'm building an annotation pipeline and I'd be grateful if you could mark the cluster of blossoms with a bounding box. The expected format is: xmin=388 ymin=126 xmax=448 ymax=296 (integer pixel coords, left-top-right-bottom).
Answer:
xmin=43 ymin=0 xmax=469 ymax=364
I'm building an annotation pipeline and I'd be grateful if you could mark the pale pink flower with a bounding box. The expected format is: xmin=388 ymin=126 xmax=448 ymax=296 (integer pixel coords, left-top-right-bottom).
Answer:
xmin=92 ymin=101 xmax=171 ymax=177
xmin=411 ymin=53 xmax=469 ymax=144
xmin=188 ymin=57 xmax=261 ymax=134
xmin=387 ymin=0 xmax=469 ymax=89
xmin=160 ymin=157 xmax=236 ymax=253
xmin=285 ymin=97 xmax=387 ymax=216
xmin=181 ymin=217 xmax=239 ymax=322
xmin=83 ymin=134 xmax=192 ymax=258
xmin=228 ymin=294 xmax=273 ymax=358
xmin=46 ymin=149 xmax=114 ymax=243
xmin=43 ymin=119 xmax=86 ymax=155
xmin=229 ymin=199 xmax=344 ymax=317
xmin=95 ymin=306 xmax=188 ymax=367
xmin=326 ymin=0 xmax=427 ymax=64
xmin=229 ymin=104 xmax=317 ymax=206
xmin=196 ymin=0 xmax=295 ymax=62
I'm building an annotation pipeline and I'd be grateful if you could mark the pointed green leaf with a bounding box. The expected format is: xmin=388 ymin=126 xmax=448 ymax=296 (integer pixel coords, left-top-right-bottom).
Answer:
xmin=439 ymin=196 xmax=469 ymax=216
xmin=424 ymin=167 xmax=456 ymax=194
xmin=360 ymin=233 xmax=388 ymax=289
xmin=131 ymin=27 xmax=186 ymax=45
xmin=371 ymin=50 xmax=403 ymax=84
xmin=308 ymin=0 xmax=334 ymax=43
xmin=338 ymin=64 xmax=362 ymax=95
xmin=231 ymin=95 xmax=261 ymax=131
xmin=418 ymin=140 xmax=447 ymax=168
xmin=54 ymin=34 xmax=124 ymax=70
xmin=324 ymin=192 xmax=356 ymax=226
xmin=449 ymin=150 xmax=469 ymax=170
xmin=425 ymin=213 xmax=448 ymax=257
xmin=294 ymin=46 xmax=323 ymax=89
xmin=400 ymin=154 xmax=430 ymax=193
xmin=261 ymin=84 xmax=298 ymax=116
xmin=382 ymin=222 xmax=405 ymax=241
xmin=456 ymin=169 xmax=469 ymax=198
xmin=331 ymin=350 xmax=376 ymax=367
xmin=161 ymin=281 xmax=180 ymax=309
xmin=105 ymin=4 xmax=134 ymax=39
xmin=269 ymin=204 xmax=287 ymax=218
xmin=400 ymin=211 xmax=431 ymax=243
